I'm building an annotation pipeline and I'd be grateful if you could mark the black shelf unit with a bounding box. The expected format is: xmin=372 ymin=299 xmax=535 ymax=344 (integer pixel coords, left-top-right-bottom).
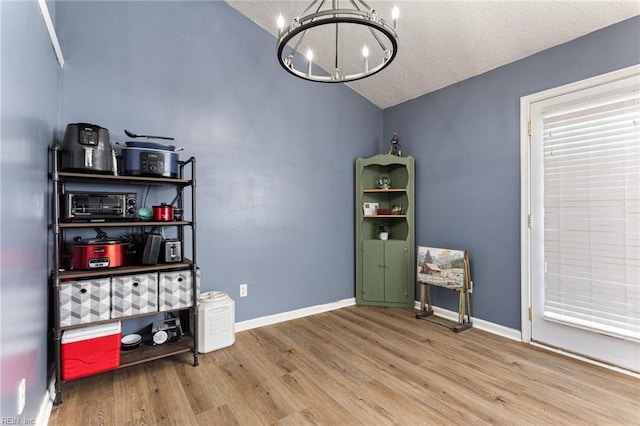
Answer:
xmin=49 ymin=145 xmax=198 ymax=405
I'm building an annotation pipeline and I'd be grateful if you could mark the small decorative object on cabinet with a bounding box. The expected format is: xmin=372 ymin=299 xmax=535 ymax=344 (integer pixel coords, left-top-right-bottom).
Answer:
xmin=363 ymin=202 xmax=379 ymax=216
xmin=376 ymin=224 xmax=390 ymax=241
xmin=387 ymin=132 xmax=402 ymax=156
xmin=415 ymin=246 xmax=473 ymax=332
xmin=49 ymin=143 xmax=198 ymax=405
xmin=355 ymin=154 xmax=414 ymax=307
xmin=376 ymin=175 xmax=391 ymax=189
xmin=391 ymin=204 xmax=404 ymax=215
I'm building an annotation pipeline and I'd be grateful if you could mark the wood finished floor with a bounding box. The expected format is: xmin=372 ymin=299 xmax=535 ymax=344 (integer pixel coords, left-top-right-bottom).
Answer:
xmin=49 ymin=306 xmax=640 ymax=425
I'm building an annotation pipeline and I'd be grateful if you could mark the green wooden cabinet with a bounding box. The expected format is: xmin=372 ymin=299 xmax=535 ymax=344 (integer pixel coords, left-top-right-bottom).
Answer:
xmin=356 ymin=155 xmax=415 ymax=307
xmin=362 ymin=240 xmax=411 ymax=303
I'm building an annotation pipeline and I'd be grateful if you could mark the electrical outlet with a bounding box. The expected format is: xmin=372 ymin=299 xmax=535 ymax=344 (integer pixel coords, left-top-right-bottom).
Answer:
xmin=469 ymin=280 xmax=473 ymax=293
xmin=239 ymin=283 xmax=248 ymax=297
xmin=17 ymin=378 xmax=26 ymax=415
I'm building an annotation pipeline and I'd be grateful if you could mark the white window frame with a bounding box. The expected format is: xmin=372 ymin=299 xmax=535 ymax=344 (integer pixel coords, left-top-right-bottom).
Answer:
xmin=519 ymin=64 xmax=640 ymax=342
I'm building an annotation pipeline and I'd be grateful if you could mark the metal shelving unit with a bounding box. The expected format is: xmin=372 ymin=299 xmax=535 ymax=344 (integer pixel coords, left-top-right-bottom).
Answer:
xmin=49 ymin=144 xmax=198 ymax=405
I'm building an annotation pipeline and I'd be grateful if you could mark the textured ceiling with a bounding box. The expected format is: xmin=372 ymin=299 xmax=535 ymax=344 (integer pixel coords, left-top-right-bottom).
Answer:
xmin=226 ymin=1 xmax=639 ymax=109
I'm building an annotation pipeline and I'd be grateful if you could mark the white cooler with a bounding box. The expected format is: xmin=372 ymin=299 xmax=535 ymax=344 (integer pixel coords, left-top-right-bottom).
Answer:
xmin=197 ymin=291 xmax=235 ymax=353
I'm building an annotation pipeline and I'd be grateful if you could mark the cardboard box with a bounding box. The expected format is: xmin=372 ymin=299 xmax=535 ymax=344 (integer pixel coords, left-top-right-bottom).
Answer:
xmin=61 ymin=322 xmax=121 ymax=380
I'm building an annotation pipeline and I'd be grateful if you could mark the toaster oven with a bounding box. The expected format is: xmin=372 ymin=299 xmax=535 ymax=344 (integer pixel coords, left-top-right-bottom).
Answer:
xmin=64 ymin=191 xmax=137 ymax=221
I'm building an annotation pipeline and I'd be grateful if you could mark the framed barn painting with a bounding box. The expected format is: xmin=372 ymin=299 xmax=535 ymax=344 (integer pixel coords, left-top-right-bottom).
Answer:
xmin=416 ymin=245 xmax=472 ymax=332
xmin=417 ymin=246 xmax=468 ymax=289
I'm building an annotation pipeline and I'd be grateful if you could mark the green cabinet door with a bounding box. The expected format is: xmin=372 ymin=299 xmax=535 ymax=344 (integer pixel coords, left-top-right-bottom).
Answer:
xmin=384 ymin=240 xmax=410 ymax=303
xmin=362 ymin=240 xmax=385 ymax=302
xmin=361 ymin=240 xmax=410 ymax=304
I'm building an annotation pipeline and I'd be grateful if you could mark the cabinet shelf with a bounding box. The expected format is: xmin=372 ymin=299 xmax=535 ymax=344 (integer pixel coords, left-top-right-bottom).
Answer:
xmin=363 ymin=188 xmax=406 ymax=193
xmin=55 ymin=171 xmax=191 ymax=186
xmin=61 ymin=336 xmax=195 ymax=382
xmin=59 ymin=307 xmax=191 ymax=331
xmin=58 ymin=260 xmax=194 ymax=280
xmin=363 ymin=238 xmax=407 ymax=241
xmin=58 ymin=220 xmax=191 ymax=228
xmin=119 ymin=336 xmax=194 ymax=369
xmin=363 ymin=215 xmax=407 ymax=218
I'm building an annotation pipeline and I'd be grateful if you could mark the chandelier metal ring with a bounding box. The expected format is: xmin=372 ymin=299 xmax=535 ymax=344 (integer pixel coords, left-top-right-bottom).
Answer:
xmin=276 ymin=6 xmax=399 ymax=83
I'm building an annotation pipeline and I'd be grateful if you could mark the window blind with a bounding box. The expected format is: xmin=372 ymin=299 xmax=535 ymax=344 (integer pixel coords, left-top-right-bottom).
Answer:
xmin=542 ymin=81 xmax=640 ymax=342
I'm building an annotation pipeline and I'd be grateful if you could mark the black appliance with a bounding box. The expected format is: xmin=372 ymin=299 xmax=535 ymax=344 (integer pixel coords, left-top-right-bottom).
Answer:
xmin=121 ymin=141 xmax=179 ymax=178
xmin=60 ymin=123 xmax=113 ymax=174
xmin=151 ymin=318 xmax=182 ymax=345
xmin=141 ymin=233 xmax=162 ymax=265
xmin=63 ymin=191 xmax=137 ymax=221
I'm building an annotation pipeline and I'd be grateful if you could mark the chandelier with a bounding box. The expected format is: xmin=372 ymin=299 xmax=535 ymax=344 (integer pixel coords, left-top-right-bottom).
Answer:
xmin=276 ymin=1 xmax=399 ymax=83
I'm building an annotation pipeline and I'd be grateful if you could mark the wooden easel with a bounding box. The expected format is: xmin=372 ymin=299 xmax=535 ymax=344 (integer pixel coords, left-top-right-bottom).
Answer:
xmin=415 ymin=250 xmax=472 ymax=332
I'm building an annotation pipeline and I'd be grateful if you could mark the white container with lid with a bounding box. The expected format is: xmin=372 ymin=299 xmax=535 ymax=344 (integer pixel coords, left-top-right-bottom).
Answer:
xmin=61 ymin=321 xmax=121 ymax=344
xmin=197 ymin=291 xmax=235 ymax=353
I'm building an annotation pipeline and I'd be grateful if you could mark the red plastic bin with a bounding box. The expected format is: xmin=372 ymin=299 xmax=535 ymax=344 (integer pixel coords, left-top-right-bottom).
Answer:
xmin=61 ymin=322 xmax=121 ymax=380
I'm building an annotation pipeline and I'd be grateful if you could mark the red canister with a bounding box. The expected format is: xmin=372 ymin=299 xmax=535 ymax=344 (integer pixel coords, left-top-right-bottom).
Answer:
xmin=153 ymin=203 xmax=174 ymax=221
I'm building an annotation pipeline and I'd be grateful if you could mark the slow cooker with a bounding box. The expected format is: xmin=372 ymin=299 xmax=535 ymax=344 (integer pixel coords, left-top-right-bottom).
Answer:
xmin=69 ymin=236 xmax=129 ymax=270
xmin=121 ymin=141 xmax=179 ymax=178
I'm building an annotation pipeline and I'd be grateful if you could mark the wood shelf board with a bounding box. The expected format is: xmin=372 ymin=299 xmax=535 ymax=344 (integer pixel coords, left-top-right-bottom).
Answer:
xmin=119 ymin=336 xmax=194 ymax=368
xmin=58 ymin=260 xmax=194 ymax=280
xmin=362 ymin=189 xmax=406 ymax=193
xmin=362 ymin=238 xmax=408 ymax=242
xmin=56 ymin=171 xmax=191 ymax=186
xmin=59 ymin=220 xmax=191 ymax=228
xmin=363 ymin=215 xmax=407 ymax=218
xmin=59 ymin=307 xmax=193 ymax=331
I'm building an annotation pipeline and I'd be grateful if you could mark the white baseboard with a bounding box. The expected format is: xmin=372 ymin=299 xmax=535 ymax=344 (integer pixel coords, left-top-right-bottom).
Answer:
xmin=36 ymin=376 xmax=55 ymax=426
xmin=233 ymin=297 xmax=521 ymax=343
xmin=412 ymin=303 xmax=638 ymax=376
xmin=413 ymin=301 xmax=522 ymax=341
xmin=235 ymin=298 xmax=356 ymax=332
xmin=529 ymin=342 xmax=640 ymax=378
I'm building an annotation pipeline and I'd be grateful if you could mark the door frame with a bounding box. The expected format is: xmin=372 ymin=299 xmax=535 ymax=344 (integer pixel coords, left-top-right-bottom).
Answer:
xmin=519 ymin=64 xmax=640 ymax=343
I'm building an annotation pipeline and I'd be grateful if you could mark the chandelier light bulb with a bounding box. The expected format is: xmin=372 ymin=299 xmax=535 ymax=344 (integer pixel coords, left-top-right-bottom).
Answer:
xmin=306 ymin=48 xmax=313 ymax=76
xmin=392 ymin=4 xmax=399 ymax=30
xmin=363 ymin=45 xmax=369 ymax=72
xmin=277 ymin=14 xmax=285 ymax=30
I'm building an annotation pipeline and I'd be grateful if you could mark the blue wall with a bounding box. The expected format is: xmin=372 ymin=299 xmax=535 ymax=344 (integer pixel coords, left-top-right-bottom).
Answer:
xmin=2 ymin=0 xmax=637 ymax=418
xmin=384 ymin=16 xmax=640 ymax=329
xmin=0 ymin=0 xmax=61 ymax=419
xmin=55 ymin=1 xmax=382 ymax=323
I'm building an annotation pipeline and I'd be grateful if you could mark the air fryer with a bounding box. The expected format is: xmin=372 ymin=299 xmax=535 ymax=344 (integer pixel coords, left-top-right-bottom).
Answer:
xmin=60 ymin=123 xmax=113 ymax=174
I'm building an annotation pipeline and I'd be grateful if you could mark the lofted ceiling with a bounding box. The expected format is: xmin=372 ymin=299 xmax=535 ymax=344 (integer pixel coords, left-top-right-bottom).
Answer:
xmin=226 ymin=1 xmax=639 ymax=109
